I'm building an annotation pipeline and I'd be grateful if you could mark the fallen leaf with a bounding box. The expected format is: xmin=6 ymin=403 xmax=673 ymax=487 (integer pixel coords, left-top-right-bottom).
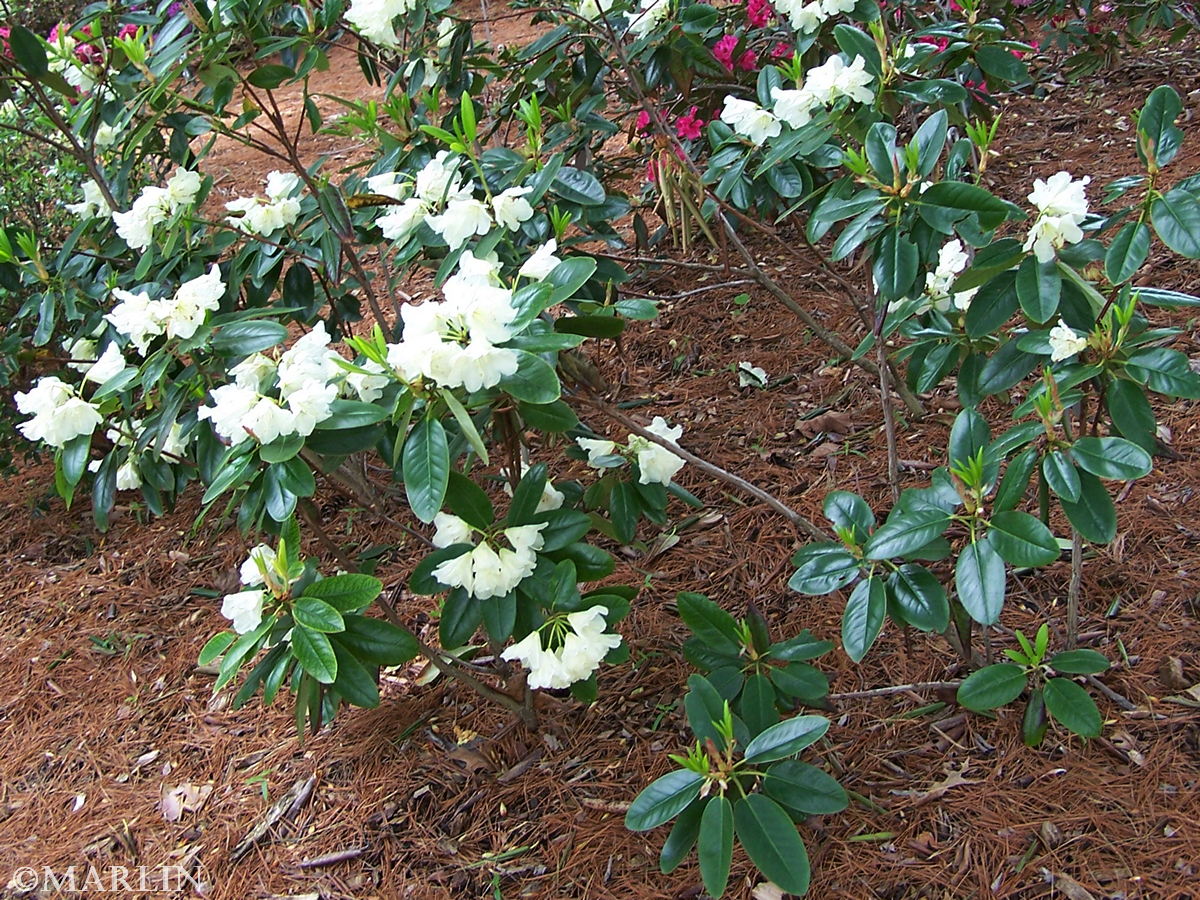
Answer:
xmin=1040 ymin=869 xmax=1096 ymax=900
xmin=751 ymin=883 xmax=785 ymax=900
xmin=160 ymin=783 xmax=212 ymax=822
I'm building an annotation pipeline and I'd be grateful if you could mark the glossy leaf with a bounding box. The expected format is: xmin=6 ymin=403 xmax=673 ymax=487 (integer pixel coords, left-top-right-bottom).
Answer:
xmin=625 ymin=770 xmax=705 ymax=832
xmin=1043 ymin=677 xmax=1102 ymax=737
xmin=957 ymin=663 xmax=1027 ymax=711
xmin=698 ymin=795 xmax=733 ymax=898
xmin=733 ymin=794 xmax=811 ymax=895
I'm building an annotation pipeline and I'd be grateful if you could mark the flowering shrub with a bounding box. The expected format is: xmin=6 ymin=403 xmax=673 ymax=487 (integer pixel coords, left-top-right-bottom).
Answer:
xmin=2 ymin=0 xmax=1199 ymax=893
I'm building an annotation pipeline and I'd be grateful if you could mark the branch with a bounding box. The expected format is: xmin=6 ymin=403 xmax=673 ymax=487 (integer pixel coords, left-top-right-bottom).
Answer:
xmin=578 ymin=393 xmax=826 ymax=539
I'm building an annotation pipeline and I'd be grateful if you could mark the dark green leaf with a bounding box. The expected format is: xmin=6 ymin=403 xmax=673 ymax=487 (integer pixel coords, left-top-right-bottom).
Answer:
xmin=886 ymin=564 xmax=950 ymax=632
xmin=1104 ymin=222 xmax=1150 ymax=284
xmin=676 ymin=592 xmax=742 ymax=654
xmin=956 ymin=537 xmax=1006 ymax=625
xmin=439 ymin=587 xmax=481 ymax=648
xmin=1151 ymin=187 xmax=1200 ymax=258
xmin=743 ymin=714 xmax=830 ymax=764
xmin=291 ymin=625 xmax=338 ymax=684
xmin=1042 ymin=450 xmax=1081 ymax=502
xmin=1059 ymin=470 xmax=1117 ymax=543
xmin=625 ymin=770 xmax=705 ymax=832
xmin=788 ymin=543 xmax=861 ymax=594
xmin=337 ymin=614 xmax=419 ymax=665
xmin=1043 ymin=677 xmax=1102 ymax=737
xmin=841 ymin=576 xmax=886 ymax=663
xmin=330 ymin=640 xmax=379 ymax=708
xmin=1016 ymin=256 xmax=1061 ymax=323
xmin=698 ymin=796 xmax=733 ymax=899
xmin=987 ymin=510 xmax=1060 ymax=567
xmin=762 ymin=760 xmax=848 ymax=815
xmin=403 ymin=417 xmax=449 ymax=524
xmin=302 ymin=573 xmax=382 ymax=612
xmin=864 ymin=508 xmax=950 ymax=560
xmin=733 ymin=794 xmax=811 ymax=895
xmin=957 ymin=663 xmax=1027 ymax=711
xmin=660 ymin=798 xmax=707 ymax=874
xmin=1070 ymin=436 xmax=1152 ymax=480
xmin=1049 ymin=649 xmax=1109 ymax=675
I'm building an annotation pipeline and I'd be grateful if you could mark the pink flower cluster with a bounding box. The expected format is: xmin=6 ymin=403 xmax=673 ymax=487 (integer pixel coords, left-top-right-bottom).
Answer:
xmin=713 ymin=34 xmax=757 ymax=72
xmin=745 ymin=0 xmax=775 ymax=27
xmin=634 ymin=105 xmax=707 ymax=141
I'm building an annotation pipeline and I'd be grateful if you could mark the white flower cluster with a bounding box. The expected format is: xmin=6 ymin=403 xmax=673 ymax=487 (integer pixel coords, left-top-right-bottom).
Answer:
xmin=720 ymin=55 xmax=874 ymax=146
xmin=1024 ymin=171 xmax=1091 ymax=263
xmin=578 ymin=0 xmax=617 ymax=19
xmin=199 ymin=322 xmax=341 ymax=446
xmin=372 ymin=152 xmax=538 ymax=250
xmin=775 ymin=0 xmax=857 ymax=33
xmin=66 ymin=179 xmax=113 ymax=220
xmin=384 ymin=256 xmax=523 ymax=391
xmin=344 ymin=0 xmax=417 ymax=47
xmin=628 ymin=0 xmax=671 ymax=38
xmin=576 ymin=416 xmax=687 ymax=486
xmin=14 ymin=376 xmax=102 ymax=448
xmin=501 ymin=461 xmax=566 ymax=513
xmin=112 ymin=168 xmax=203 ymax=251
xmin=106 ymin=264 xmax=226 ymax=355
xmin=65 ymin=337 xmax=126 ymax=385
xmin=501 ymin=606 xmax=622 ymax=690
xmin=916 ymin=239 xmax=978 ymax=314
xmin=92 ymin=419 xmax=190 ymax=491
xmin=1048 ymin=318 xmax=1088 ymax=362
xmin=430 ymin=512 xmax=548 ymax=600
xmin=226 ymin=171 xmax=304 ymax=236
xmin=220 ymin=544 xmax=279 ymax=634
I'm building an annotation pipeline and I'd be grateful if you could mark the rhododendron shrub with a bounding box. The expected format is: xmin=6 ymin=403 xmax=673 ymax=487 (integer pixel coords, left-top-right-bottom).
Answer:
xmin=3 ymin=0 xmax=1200 ymax=894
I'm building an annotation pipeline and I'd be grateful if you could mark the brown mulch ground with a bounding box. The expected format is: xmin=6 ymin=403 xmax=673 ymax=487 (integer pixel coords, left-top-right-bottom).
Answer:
xmin=2 ymin=12 xmax=1200 ymax=900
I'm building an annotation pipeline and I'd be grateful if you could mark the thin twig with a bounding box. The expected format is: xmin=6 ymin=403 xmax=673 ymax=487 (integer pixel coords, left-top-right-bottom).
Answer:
xmin=1067 ymin=528 xmax=1083 ymax=649
xmin=579 ymin=393 xmax=825 ymax=539
xmin=828 ymin=681 xmax=961 ymax=701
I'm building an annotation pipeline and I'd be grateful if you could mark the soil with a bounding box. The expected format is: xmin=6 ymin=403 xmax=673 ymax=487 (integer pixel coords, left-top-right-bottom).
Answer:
xmin=1 ymin=8 xmax=1200 ymax=900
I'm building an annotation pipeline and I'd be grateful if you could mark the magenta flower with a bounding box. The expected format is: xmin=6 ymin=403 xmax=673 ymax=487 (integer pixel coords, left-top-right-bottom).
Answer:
xmin=770 ymin=41 xmax=792 ymax=59
xmin=675 ymin=106 xmax=705 ymax=140
xmin=635 ymin=109 xmax=652 ymax=133
xmin=737 ymin=48 xmax=758 ymax=71
xmin=713 ymin=34 xmax=739 ymax=71
xmin=746 ymin=0 xmax=775 ymax=27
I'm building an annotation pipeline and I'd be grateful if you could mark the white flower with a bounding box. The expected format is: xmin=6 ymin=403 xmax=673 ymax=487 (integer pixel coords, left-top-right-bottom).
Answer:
xmin=426 ymin=197 xmax=492 ymax=250
xmin=106 ymin=288 xmax=162 ymax=355
xmin=113 ymin=186 xmax=170 ymax=251
xmin=503 ymin=522 xmax=547 ymax=556
xmin=466 ymin=541 xmax=509 ymax=599
xmin=1029 ymin=171 xmax=1090 ymax=220
xmin=455 ymin=251 xmax=504 ymax=287
xmin=364 ymin=171 xmax=406 ymax=200
xmin=159 ymin=264 xmax=224 ymax=340
xmin=15 ymin=376 xmax=73 ymax=417
xmin=1048 ymin=319 xmax=1088 ymax=362
xmin=198 ymin=383 xmax=260 ymax=445
xmin=502 ymin=605 xmax=621 ymax=690
xmin=775 ymin=0 xmax=827 ymax=33
xmin=414 ymin=151 xmax=467 ymax=206
xmin=285 ymin=381 xmax=337 ymax=435
xmin=576 ymin=437 xmax=618 ymax=466
xmin=1024 ymin=172 xmax=1090 ymax=263
xmin=920 ymin=239 xmax=977 ymax=313
xmin=345 ymin=359 xmax=389 ymax=402
xmin=501 ymin=462 xmax=565 ymax=513
xmin=404 ymin=56 xmax=441 ymax=90
xmin=115 ymin=458 xmax=142 ymax=491
xmin=19 ymin=395 xmax=102 ymax=448
xmin=230 ymin=353 xmax=277 ymax=392
xmin=433 ymin=512 xmax=475 ymax=548
xmin=628 ymin=0 xmax=670 ymax=38
xmin=240 ymin=543 xmax=278 ymax=586
xmin=492 ymin=186 xmax=535 ymax=231
xmin=385 ymin=285 xmax=521 ymax=391
xmin=578 ymin=0 xmax=617 ymax=19
xmin=436 ymin=17 xmax=456 ymax=47
xmin=276 ymin=322 xmax=339 ymax=398
xmin=519 ymin=240 xmax=562 ymax=281
xmin=94 ymin=123 xmax=121 ymax=151
xmin=738 ymin=362 xmax=769 ymax=388
xmin=771 ymin=88 xmax=817 ymax=129
xmin=165 ymin=168 xmax=203 ymax=209
xmin=65 ymin=337 xmax=97 ymax=372
xmin=432 ymin=550 xmax=476 ymax=595
xmin=630 ymin=416 xmax=686 ymax=485
xmin=15 ymin=377 xmax=102 ymax=448
xmin=377 ymin=198 xmax=428 ymax=242
xmin=720 ymin=97 xmax=781 ymax=146
xmin=245 ymin=398 xmax=296 ymax=445
xmin=84 ymin=342 xmax=126 ymax=385
xmin=833 ymin=55 xmax=875 ymax=104
xmin=65 ymin=179 xmax=113 ymax=220
xmin=265 ymin=171 xmax=301 ymax=201
xmin=221 ymin=589 xmax=266 ymax=634
xmin=344 ymin=0 xmax=415 ymax=47
xmin=819 ymin=0 xmax=856 ymax=14
xmin=501 ymin=630 xmax=566 ymax=689
xmin=161 ymin=421 xmax=190 ymax=458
